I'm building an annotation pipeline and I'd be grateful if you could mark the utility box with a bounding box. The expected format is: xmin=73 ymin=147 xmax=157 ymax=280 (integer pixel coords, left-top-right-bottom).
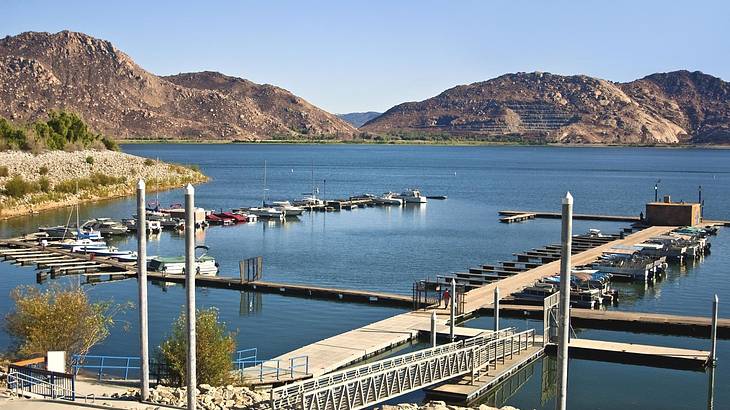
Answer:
xmin=645 ymin=199 xmax=701 ymax=226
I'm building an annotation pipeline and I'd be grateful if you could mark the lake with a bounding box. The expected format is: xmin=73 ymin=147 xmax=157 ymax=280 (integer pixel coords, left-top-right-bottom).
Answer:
xmin=0 ymin=144 xmax=728 ymax=409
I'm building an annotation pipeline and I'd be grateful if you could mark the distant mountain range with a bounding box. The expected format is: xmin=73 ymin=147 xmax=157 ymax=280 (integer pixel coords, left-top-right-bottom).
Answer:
xmin=336 ymin=112 xmax=381 ymax=128
xmin=363 ymin=71 xmax=730 ymax=145
xmin=0 ymin=31 xmax=355 ymax=140
xmin=1 ymin=31 xmax=729 ymax=145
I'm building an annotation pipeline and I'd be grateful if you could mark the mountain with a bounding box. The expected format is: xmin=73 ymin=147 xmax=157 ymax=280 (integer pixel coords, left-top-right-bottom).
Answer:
xmin=0 ymin=31 xmax=355 ymax=140
xmin=336 ymin=112 xmax=382 ymax=128
xmin=362 ymin=71 xmax=730 ymax=144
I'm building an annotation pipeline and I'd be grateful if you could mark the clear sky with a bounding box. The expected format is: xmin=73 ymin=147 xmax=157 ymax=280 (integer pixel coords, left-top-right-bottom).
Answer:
xmin=5 ymin=0 xmax=729 ymax=113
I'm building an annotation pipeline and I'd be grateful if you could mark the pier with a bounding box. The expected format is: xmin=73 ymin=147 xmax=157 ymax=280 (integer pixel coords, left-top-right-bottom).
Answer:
xmin=498 ymin=210 xmax=641 ymax=222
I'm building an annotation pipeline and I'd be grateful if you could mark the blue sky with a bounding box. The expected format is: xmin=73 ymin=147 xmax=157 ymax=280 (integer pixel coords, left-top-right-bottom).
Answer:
xmin=5 ymin=1 xmax=729 ymax=113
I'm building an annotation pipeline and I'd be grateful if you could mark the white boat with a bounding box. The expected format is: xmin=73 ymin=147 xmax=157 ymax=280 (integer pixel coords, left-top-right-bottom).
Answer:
xmin=59 ymin=238 xmax=107 ymax=251
xmin=147 ymin=246 xmax=219 ymax=276
xmin=82 ymin=218 xmax=129 ymax=236
xmin=397 ymin=189 xmax=428 ymax=204
xmin=123 ymin=218 xmax=162 ymax=234
xmin=268 ymin=201 xmax=304 ymax=216
xmin=374 ymin=192 xmax=404 ymax=206
xmin=248 ymin=207 xmax=285 ymax=220
xmin=76 ymin=246 xmax=137 ymax=260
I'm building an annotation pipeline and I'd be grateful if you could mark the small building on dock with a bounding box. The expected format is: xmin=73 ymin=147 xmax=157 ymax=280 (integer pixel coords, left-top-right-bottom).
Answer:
xmin=645 ymin=196 xmax=701 ymax=226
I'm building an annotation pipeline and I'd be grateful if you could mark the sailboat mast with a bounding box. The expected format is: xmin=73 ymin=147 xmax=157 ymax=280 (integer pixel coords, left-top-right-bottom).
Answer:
xmin=311 ymin=160 xmax=315 ymax=200
xmin=263 ymin=160 xmax=267 ymax=206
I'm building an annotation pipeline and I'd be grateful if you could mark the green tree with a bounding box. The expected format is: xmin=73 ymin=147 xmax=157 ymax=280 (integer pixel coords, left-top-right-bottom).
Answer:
xmin=5 ymin=285 xmax=128 ymax=366
xmin=159 ymin=308 xmax=236 ymax=386
xmin=0 ymin=118 xmax=28 ymax=150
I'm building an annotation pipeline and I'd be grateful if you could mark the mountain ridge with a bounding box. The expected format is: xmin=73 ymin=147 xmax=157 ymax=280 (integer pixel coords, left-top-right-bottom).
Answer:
xmin=363 ymin=70 xmax=730 ymax=144
xmin=0 ymin=30 xmax=356 ymax=141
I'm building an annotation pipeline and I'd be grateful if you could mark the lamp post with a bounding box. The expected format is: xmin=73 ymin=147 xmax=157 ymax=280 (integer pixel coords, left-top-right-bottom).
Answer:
xmin=184 ymin=184 xmax=197 ymax=410
xmin=136 ymin=180 xmax=149 ymax=401
xmin=556 ymin=192 xmax=573 ymax=410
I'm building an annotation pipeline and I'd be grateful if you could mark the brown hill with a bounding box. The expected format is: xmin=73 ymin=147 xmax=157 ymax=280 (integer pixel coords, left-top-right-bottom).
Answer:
xmin=0 ymin=31 xmax=355 ymax=141
xmin=363 ymin=71 xmax=730 ymax=144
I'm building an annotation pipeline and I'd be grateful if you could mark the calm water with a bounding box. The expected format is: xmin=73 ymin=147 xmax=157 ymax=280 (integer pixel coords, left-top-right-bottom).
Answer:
xmin=1 ymin=144 xmax=728 ymax=409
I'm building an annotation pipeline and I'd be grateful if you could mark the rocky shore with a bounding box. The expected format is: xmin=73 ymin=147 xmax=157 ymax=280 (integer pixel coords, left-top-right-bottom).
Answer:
xmin=0 ymin=149 xmax=207 ymax=219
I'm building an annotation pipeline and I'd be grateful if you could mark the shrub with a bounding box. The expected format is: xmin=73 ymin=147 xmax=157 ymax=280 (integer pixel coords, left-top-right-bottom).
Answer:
xmin=5 ymin=285 xmax=128 ymax=366
xmin=38 ymin=176 xmax=51 ymax=193
xmin=38 ymin=166 xmax=49 ymax=176
xmin=159 ymin=308 xmax=236 ymax=386
xmin=4 ymin=175 xmax=38 ymax=198
xmin=0 ymin=166 xmax=8 ymax=177
xmin=53 ymin=173 xmax=125 ymax=194
xmin=144 ymin=158 xmax=155 ymax=166
xmin=101 ymin=137 xmax=119 ymax=151
xmin=85 ymin=155 xmax=94 ymax=165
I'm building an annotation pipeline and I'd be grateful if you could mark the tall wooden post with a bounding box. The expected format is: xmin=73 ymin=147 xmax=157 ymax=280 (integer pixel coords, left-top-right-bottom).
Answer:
xmin=494 ymin=287 xmax=500 ymax=332
xmin=185 ymin=184 xmax=197 ymax=410
xmin=136 ymin=180 xmax=149 ymax=401
xmin=710 ymin=294 xmax=718 ymax=366
xmin=556 ymin=192 xmax=573 ymax=410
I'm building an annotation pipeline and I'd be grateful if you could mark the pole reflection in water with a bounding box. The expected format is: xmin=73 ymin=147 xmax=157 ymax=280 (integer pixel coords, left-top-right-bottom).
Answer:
xmin=707 ymin=365 xmax=715 ymax=410
xmin=240 ymin=291 xmax=263 ymax=316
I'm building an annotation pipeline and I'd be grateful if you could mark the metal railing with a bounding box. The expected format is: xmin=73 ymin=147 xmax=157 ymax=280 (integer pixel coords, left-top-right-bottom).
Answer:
xmin=270 ymin=328 xmax=536 ymax=410
xmin=237 ymin=356 xmax=309 ymax=382
xmin=72 ymin=355 xmax=140 ymax=380
xmin=7 ymin=364 xmax=75 ymax=401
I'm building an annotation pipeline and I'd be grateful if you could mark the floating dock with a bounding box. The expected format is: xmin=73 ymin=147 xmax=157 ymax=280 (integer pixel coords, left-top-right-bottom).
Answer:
xmin=499 ymin=213 xmax=536 ymax=223
xmin=498 ymin=210 xmax=641 ymax=222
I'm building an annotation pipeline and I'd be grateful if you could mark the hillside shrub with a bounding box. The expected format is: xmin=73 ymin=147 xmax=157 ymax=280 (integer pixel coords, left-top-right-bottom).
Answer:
xmin=159 ymin=308 xmax=236 ymax=386
xmin=85 ymin=155 xmax=94 ymax=165
xmin=38 ymin=176 xmax=51 ymax=193
xmin=0 ymin=166 xmax=8 ymax=177
xmin=54 ymin=173 xmax=125 ymax=194
xmin=144 ymin=158 xmax=155 ymax=166
xmin=4 ymin=175 xmax=38 ymax=198
xmin=38 ymin=166 xmax=48 ymax=176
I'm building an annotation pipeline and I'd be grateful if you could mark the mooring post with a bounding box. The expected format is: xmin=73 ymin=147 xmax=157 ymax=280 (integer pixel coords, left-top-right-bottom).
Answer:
xmin=431 ymin=310 xmax=437 ymax=347
xmin=556 ymin=192 xmax=573 ymax=410
xmin=494 ymin=286 xmax=500 ymax=332
xmin=136 ymin=179 xmax=149 ymax=401
xmin=710 ymin=294 xmax=718 ymax=366
xmin=450 ymin=278 xmax=456 ymax=343
xmin=184 ymin=184 xmax=197 ymax=410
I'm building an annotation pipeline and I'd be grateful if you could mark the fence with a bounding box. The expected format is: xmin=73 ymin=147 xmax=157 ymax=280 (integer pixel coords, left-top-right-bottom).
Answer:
xmin=237 ymin=355 xmax=309 ymax=383
xmin=7 ymin=364 xmax=75 ymax=401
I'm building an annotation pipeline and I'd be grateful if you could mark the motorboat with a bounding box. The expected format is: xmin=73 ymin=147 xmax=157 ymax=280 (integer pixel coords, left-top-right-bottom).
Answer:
xmin=396 ymin=189 xmax=428 ymax=204
xmin=76 ymin=246 xmax=137 ymax=261
xmin=266 ymin=201 xmax=304 ymax=216
xmin=206 ymin=213 xmax=235 ymax=226
xmin=82 ymin=218 xmax=128 ymax=236
xmin=295 ymin=195 xmax=325 ymax=207
xmin=147 ymin=246 xmax=219 ymax=276
xmin=58 ymin=238 xmax=108 ymax=252
xmin=248 ymin=207 xmax=285 ymax=220
xmin=122 ymin=218 xmax=162 ymax=234
xmin=373 ymin=192 xmax=404 ymax=206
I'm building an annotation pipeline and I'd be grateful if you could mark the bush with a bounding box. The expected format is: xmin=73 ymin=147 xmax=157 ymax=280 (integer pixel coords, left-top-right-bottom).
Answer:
xmin=53 ymin=173 xmax=125 ymax=194
xmin=4 ymin=175 xmax=38 ymax=198
xmin=38 ymin=176 xmax=51 ymax=193
xmin=38 ymin=166 xmax=49 ymax=176
xmin=85 ymin=155 xmax=94 ymax=165
xmin=144 ymin=158 xmax=155 ymax=166
xmin=101 ymin=137 xmax=119 ymax=151
xmin=159 ymin=308 xmax=236 ymax=386
xmin=0 ymin=166 xmax=8 ymax=177
xmin=5 ymin=285 xmax=128 ymax=366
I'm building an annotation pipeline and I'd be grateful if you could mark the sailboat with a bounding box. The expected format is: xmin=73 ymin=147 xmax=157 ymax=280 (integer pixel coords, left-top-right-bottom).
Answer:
xmin=248 ymin=160 xmax=285 ymax=220
xmin=296 ymin=160 xmax=325 ymax=206
xmin=39 ymin=201 xmax=102 ymax=241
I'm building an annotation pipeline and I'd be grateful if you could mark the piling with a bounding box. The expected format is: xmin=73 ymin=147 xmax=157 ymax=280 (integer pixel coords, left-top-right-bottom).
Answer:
xmin=556 ymin=192 xmax=573 ymax=410
xmin=136 ymin=180 xmax=149 ymax=401
xmin=711 ymin=294 xmax=718 ymax=366
xmin=431 ymin=311 xmax=437 ymax=347
xmin=494 ymin=286 xmax=500 ymax=332
xmin=450 ymin=278 xmax=456 ymax=342
xmin=185 ymin=184 xmax=197 ymax=410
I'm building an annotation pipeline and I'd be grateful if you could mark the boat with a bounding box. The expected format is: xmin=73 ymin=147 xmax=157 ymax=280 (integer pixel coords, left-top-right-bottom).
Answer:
xmin=206 ymin=213 xmax=235 ymax=226
xmin=248 ymin=207 xmax=285 ymax=220
xmin=122 ymin=218 xmax=162 ymax=234
xmin=396 ymin=189 xmax=428 ymax=204
xmin=57 ymin=238 xmax=108 ymax=252
xmin=265 ymin=201 xmax=304 ymax=217
xmin=373 ymin=192 xmax=404 ymax=206
xmin=82 ymin=218 xmax=128 ymax=236
xmin=76 ymin=245 xmax=137 ymax=261
xmin=147 ymin=246 xmax=219 ymax=276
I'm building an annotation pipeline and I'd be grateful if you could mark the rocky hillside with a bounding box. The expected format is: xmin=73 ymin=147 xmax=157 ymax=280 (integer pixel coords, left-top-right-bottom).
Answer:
xmin=0 ymin=31 xmax=355 ymax=141
xmin=363 ymin=71 xmax=730 ymax=144
xmin=337 ymin=111 xmax=382 ymax=128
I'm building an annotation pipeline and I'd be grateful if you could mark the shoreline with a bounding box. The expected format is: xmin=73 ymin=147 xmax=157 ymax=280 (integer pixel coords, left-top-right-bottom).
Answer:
xmin=0 ymin=150 xmax=208 ymax=220
xmin=119 ymin=139 xmax=730 ymax=149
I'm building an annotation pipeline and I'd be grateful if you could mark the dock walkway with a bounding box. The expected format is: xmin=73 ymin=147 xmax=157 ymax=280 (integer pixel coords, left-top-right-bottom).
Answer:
xmin=271 ymin=226 xmax=679 ymax=379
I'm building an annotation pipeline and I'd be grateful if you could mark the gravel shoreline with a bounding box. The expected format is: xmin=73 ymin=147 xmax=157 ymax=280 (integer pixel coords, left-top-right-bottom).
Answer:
xmin=0 ymin=149 xmax=207 ymax=219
